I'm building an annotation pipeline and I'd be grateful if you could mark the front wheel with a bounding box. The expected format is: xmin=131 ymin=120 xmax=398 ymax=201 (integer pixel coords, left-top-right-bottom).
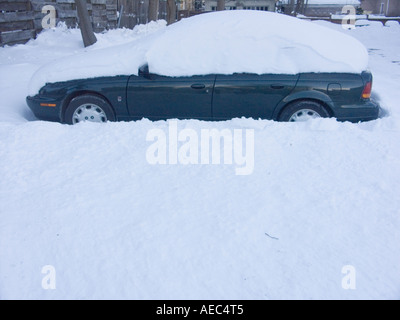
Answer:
xmin=279 ymin=100 xmax=330 ymax=122
xmin=64 ymin=94 xmax=115 ymax=125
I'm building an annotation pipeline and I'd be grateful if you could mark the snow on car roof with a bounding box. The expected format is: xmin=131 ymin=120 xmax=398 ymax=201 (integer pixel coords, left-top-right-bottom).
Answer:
xmin=29 ymin=10 xmax=368 ymax=95
xmin=146 ymin=10 xmax=368 ymax=77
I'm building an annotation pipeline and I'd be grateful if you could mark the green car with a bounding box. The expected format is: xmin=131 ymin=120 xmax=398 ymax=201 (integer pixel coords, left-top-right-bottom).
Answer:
xmin=26 ymin=64 xmax=380 ymax=124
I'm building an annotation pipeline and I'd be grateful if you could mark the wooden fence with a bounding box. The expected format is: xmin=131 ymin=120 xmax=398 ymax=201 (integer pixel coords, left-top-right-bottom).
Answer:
xmin=0 ymin=0 xmax=118 ymax=47
xmin=0 ymin=0 xmax=174 ymax=47
xmin=3 ymin=2 xmax=399 ymax=47
xmin=0 ymin=0 xmax=35 ymax=46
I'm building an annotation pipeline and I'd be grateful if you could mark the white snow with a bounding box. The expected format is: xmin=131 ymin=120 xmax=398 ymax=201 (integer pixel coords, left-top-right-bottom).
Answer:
xmin=27 ymin=20 xmax=167 ymax=96
xmin=1 ymin=15 xmax=400 ymax=300
xmin=385 ymin=20 xmax=400 ymax=27
xmin=28 ymin=11 xmax=368 ymax=95
xmin=147 ymin=11 xmax=368 ymax=77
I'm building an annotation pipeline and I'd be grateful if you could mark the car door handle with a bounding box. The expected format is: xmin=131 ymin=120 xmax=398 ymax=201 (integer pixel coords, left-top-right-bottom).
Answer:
xmin=271 ymin=84 xmax=285 ymax=89
xmin=191 ymin=84 xmax=206 ymax=90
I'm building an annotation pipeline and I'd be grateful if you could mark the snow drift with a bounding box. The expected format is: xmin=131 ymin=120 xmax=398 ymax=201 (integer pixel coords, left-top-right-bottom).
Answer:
xmin=29 ymin=10 xmax=369 ymax=95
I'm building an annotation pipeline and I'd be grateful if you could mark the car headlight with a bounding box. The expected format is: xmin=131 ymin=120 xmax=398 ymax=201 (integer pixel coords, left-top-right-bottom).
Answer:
xmin=39 ymin=86 xmax=47 ymax=96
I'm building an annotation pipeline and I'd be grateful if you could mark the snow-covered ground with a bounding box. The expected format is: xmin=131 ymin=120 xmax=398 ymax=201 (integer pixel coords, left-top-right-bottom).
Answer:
xmin=0 ymin=16 xmax=399 ymax=300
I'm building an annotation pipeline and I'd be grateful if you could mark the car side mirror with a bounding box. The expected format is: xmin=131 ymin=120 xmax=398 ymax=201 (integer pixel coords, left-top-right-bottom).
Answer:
xmin=139 ymin=64 xmax=151 ymax=79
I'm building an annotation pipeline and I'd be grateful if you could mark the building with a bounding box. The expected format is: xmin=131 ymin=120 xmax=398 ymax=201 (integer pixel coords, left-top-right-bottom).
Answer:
xmin=280 ymin=0 xmax=361 ymax=17
xmin=204 ymin=0 xmax=277 ymax=12
xmin=360 ymin=0 xmax=400 ymax=16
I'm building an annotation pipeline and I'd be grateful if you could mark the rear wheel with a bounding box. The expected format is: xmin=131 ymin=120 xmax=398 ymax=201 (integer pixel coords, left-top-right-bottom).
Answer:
xmin=279 ymin=100 xmax=330 ymax=122
xmin=65 ymin=94 xmax=115 ymax=125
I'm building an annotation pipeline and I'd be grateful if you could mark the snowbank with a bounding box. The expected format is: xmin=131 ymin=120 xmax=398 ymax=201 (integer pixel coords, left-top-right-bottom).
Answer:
xmin=385 ymin=20 xmax=400 ymax=28
xmin=29 ymin=11 xmax=368 ymax=95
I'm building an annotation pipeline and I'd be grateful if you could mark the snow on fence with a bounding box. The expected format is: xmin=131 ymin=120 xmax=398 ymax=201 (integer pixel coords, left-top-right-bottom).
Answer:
xmin=0 ymin=0 xmax=118 ymax=47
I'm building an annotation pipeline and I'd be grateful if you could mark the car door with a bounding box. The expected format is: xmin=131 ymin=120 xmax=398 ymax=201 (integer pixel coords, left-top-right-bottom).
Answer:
xmin=212 ymin=73 xmax=299 ymax=120
xmin=127 ymin=67 xmax=216 ymax=120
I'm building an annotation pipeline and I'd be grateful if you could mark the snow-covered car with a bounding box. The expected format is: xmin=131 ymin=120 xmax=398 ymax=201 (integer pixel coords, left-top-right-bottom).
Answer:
xmin=26 ymin=10 xmax=380 ymax=124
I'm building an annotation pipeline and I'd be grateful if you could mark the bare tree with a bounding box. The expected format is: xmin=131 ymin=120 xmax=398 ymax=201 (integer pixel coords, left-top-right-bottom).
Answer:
xmin=295 ymin=0 xmax=305 ymax=15
xmin=148 ymin=0 xmax=159 ymax=22
xmin=217 ymin=0 xmax=225 ymax=11
xmin=167 ymin=0 xmax=176 ymax=25
xmin=288 ymin=0 xmax=306 ymax=16
xmin=75 ymin=0 xmax=97 ymax=47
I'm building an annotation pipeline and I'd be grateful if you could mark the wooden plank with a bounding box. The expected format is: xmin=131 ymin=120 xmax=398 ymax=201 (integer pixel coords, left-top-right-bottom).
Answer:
xmin=0 ymin=0 xmax=31 ymax=2
xmin=106 ymin=4 xmax=117 ymax=11
xmin=0 ymin=29 xmax=36 ymax=45
xmin=1 ymin=37 xmax=32 ymax=46
xmin=92 ymin=10 xmax=108 ymax=17
xmin=31 ymin=2 xmax=76 ymax=12
xmin=1 ymin=39 xmax=23 ymax=46
xmin=0 ymin=0 xmax=29 ymax=4
xmin=29 ymin=0 xmax=55 ymax=6
xmin=57 ymin=10 xmax=79 ymax=18
xmin=0 ymin=11 xmax=34 ymax=23
xmin=0 ymin=1 xmax=29 ymax=12
xmin=56 ymin=0 xmax=76 ymax=3
xmin=106 ymin=14 xmax=118 ymax=21
xmin=91 ymin=0 xmax=108 ymax=5
xmin=30 ymin=2 xmax=58 ymax=11
xmin=0 ymin=19 xmax=33 ymax=32
xmin=92 ymin=4 xmax=107 ymax=11
xmin=92 ymin=15 xmax=108 ymax=23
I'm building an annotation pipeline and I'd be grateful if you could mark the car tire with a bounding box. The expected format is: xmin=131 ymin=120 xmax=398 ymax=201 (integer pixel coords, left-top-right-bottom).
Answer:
xmin=65 ymin=94 xmax=115 ymax=125
xmin=279 ymin=100 xmax=330 ymax=122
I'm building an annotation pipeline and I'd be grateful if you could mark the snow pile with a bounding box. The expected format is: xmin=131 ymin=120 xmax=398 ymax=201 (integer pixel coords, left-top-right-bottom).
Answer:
xmin=24 ymin=22 xmax=84 ymax=50
xmin=27 ymin=20 xmax=168 ymax=95
xmin=29 ymin=11 xmax=368 ymax=95
xmin=385 ymin=20 xmax=400 ymax=28
xmin=93 ymin=19 xmax=167 ymax=48
xmin=147 ymin=10 xmax=368 ymax=77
